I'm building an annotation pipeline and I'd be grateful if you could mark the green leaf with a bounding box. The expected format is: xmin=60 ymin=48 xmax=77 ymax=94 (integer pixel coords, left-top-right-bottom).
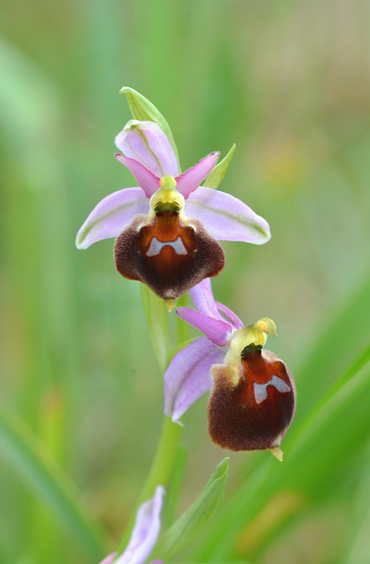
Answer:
xmin=0 ymin=403 xmax=106 ymax=560
xmin=293 ymin=272 xmax=370 ymax=428
xmin=204 ymin=143 xmax=236 ymax=189
xmin=120 ymin=86 xmax=181 ymax=171
xmin=153 ymin=457 xmax=229 ymax=560
xmin=341 ymin=450 xmax=370 ymax=564
xmin=140 ymin=283 xmax=172 ymax=372
xmin=280 ymin=344 xmax=370 ymax=492
xmin=289 ymin=342 xmax=370 ymax=445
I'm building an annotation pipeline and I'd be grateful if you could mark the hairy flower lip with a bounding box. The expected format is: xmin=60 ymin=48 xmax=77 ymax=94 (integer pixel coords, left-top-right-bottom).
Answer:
xmin=113 ymin=212 xmax=225 ymax=300
xmin=208 ymin=348 xmax=295 ymax=452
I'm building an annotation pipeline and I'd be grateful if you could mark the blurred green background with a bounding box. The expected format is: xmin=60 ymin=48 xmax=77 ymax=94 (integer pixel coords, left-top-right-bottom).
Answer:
xmin=1 ymin=0 xmax=370 ymax=563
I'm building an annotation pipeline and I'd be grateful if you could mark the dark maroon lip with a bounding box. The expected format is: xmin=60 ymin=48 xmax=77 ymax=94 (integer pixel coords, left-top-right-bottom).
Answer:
xmin=208 ymin=350 xmax=296 ymax=452
xmin=114 ymin=211 xmax=225 ymax=300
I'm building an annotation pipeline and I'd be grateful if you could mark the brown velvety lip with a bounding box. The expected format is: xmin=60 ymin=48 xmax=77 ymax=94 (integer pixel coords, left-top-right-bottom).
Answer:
xmin=114 ymin=211 xmax=225 ymax=299
xmin=208 ymin=350 xmax=295 ymax=452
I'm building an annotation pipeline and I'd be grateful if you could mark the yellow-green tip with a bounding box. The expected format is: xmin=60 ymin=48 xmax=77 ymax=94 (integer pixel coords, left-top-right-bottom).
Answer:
xmin=254 ymin=318 xmax=277 ymax=337
xmin=159 ymin=175 xmax=177 ymax=190
xmin=270 ymin=446 xmax=284 ymax=462
xmin=164 ymin=298 xmax=176 ymax=312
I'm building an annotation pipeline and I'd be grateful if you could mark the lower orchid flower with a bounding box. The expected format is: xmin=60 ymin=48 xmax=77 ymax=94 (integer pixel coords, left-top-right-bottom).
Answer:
xmin=76 ymin=117 xmax=270 ymax=307
xmin=99 ymin=486 xmax=164 ymax=564
xmin=164 ymin=280 xmax=296 ymax=460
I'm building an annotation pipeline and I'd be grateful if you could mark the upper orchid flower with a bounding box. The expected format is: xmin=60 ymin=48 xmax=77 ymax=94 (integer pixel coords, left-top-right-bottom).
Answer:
xmin=99 ymin=486 xmax=164 ymax=564
xmin=164 ymin=279 xmax=295 ymax=460
xmin=76 ymin=120 xmax=271 ymax=306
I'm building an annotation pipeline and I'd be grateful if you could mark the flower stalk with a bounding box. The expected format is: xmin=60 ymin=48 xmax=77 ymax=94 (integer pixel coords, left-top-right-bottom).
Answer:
xmin=117 ymin=416 xmax=182 ymax=554
xmin=117 ymin=285 xmax=187 ymax=553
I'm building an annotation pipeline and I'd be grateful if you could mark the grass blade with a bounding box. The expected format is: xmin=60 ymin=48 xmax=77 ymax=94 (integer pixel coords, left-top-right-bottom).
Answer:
xmin=0 ymin=403 xmax=106 ymax=560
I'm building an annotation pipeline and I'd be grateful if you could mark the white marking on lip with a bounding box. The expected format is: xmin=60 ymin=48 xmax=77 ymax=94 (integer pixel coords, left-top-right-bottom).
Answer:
xmin=146 ymin=236 xmax=187 ymax=257
xmin=253 ymin=375 xmax=290 ymax=404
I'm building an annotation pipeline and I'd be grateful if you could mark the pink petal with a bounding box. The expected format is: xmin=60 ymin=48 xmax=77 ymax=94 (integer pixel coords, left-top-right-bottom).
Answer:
xmin=164 ymin=337 xmax=226 ymax=423
xmin=185 ymin=186 xmax=271 ymax=244
xmin=76 ymin=187 xmax=149 ymax=249
xmin=189 ymin=278 xmax=223 ymax=320
xmin=215 ymin=302 xmax=244 ymax=329
xmin=114 ymin=154 xmax=160 ymax=197
xmin=176 ymin=307 xmax=232 ymax=346
xmin=116 ymin=486 xmax=165 ymax=564
xmin=176 ymin=152 xmax=220 ymax=199
xmin=99 ymin=554 xmax=117 ymax=564
xmin=188 ymin=279 xmax=243 ymax=330
xmin=115 ymin=120 xmax=179 ymax=177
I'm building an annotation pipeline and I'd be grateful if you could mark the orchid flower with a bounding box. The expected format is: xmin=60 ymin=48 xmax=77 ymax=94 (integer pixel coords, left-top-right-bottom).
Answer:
xmin=76 ymin=120 xmax=270 ymax=306
xmin=164 ymin=279 xmax=295 ymax=460
xmin=99 ymin=486 xmax=164 ymax=564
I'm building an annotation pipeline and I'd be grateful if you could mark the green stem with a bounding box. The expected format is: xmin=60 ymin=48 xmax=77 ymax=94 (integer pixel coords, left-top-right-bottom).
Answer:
xmin=176 ymin=292 xmax=190 ymax=345
xmin=137 ymin=416 xmax=183 ymax=504
xmin=117 ymin=287 xmax=187 ymax=553
xmin=117 ymin=416 xmax=182 ymax=552
xmin=140 ymin=284 xmax=172 ymax=372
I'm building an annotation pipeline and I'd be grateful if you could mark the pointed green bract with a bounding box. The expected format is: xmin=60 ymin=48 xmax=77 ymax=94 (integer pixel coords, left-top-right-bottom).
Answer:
xmin=204 ymin=143 xmax=236 ymax=189
xmin=120 ymin=86 xmax=181 ymax=171
xmin=152 ymin=458 xmax=229 ymax=560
